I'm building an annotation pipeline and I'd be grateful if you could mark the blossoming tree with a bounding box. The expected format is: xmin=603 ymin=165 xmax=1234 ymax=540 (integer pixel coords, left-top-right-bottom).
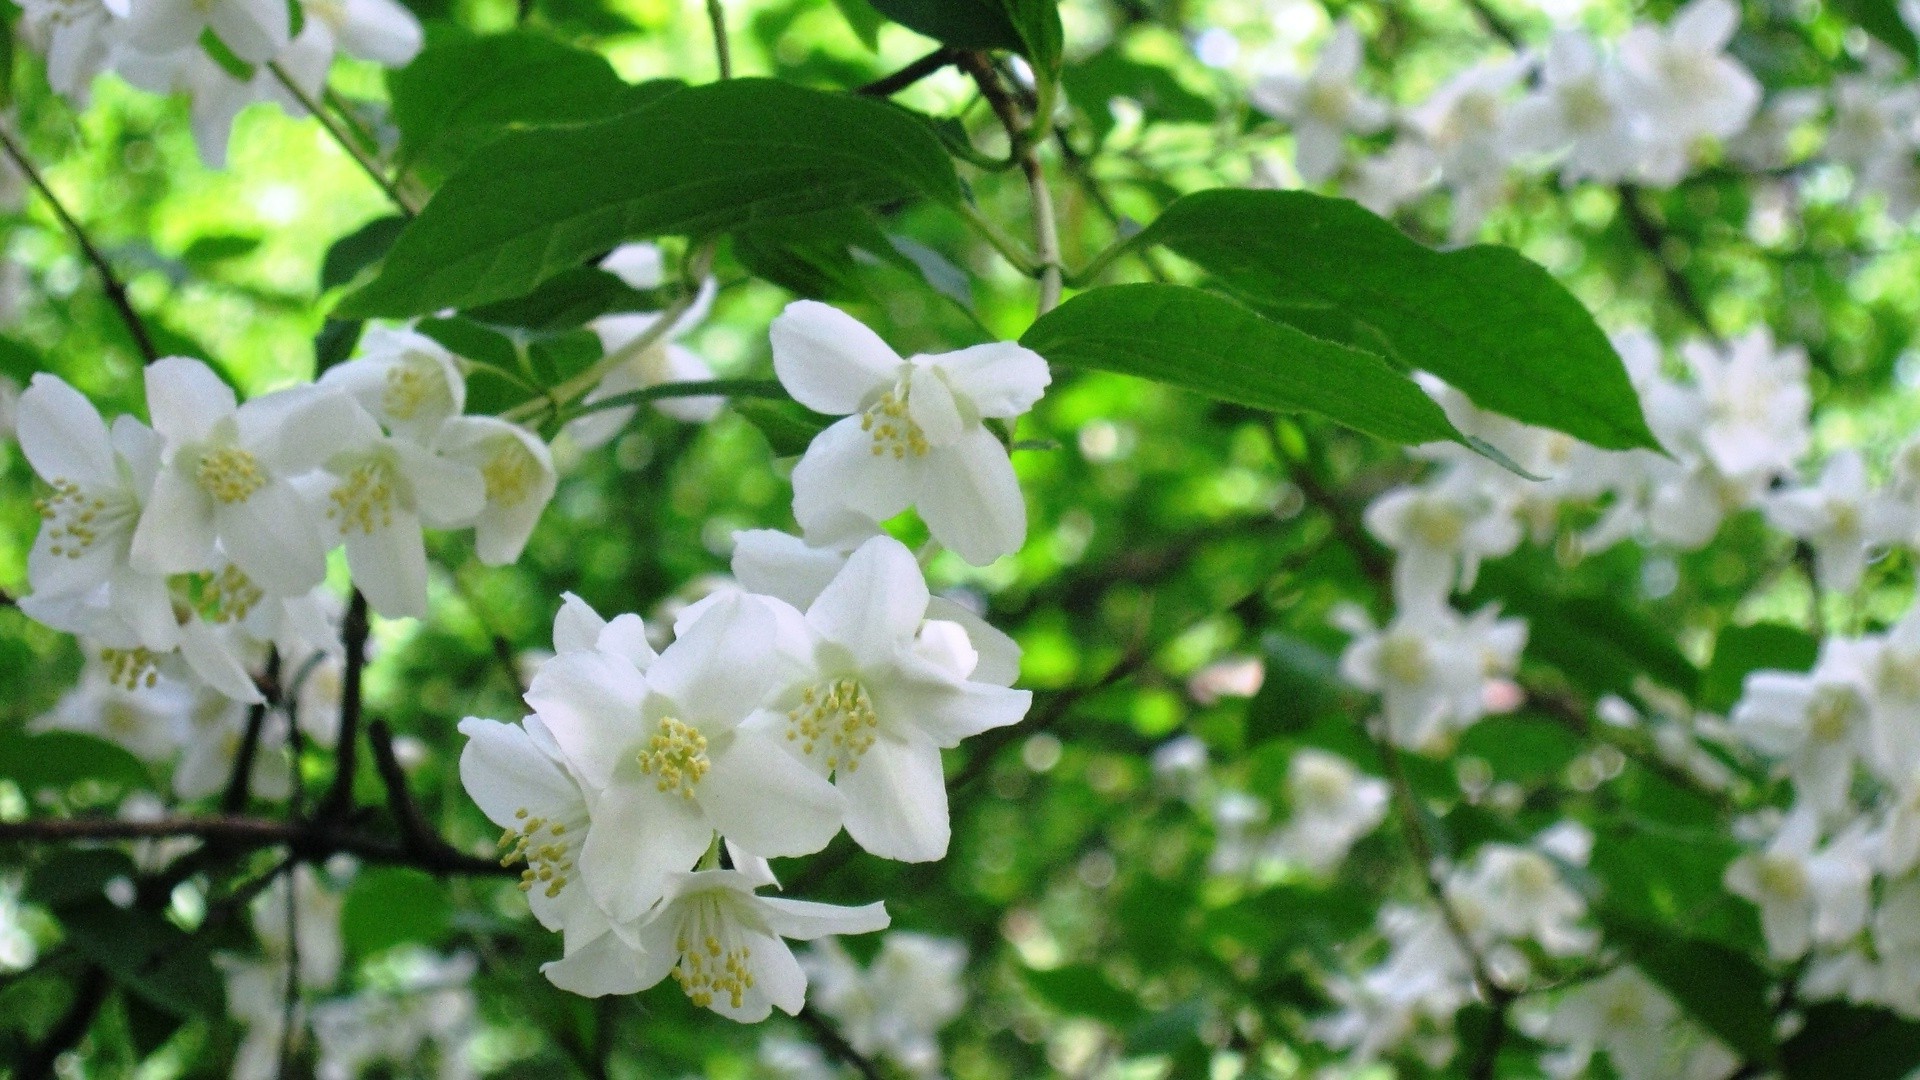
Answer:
xmin=3 ymin=0 xmax=1920 ymax=1077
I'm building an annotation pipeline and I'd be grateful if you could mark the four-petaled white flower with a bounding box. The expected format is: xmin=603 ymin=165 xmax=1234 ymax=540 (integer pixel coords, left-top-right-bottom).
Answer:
xmin=435 ymin=415 xmax=557 ymax=567
xmin=1764 ymin=451 xmax=1911 ymax=595
xmin=1248 ymin=20 xmax=1390 ymax=185
xmin=1271 ymin=749 xmax=1390 ymax=873
xmin=1725 ymin=809 xmax=1873 ymax=961
xmin=773 ymin=301 xmax=1051 ymax=566
xmin=1734 ymin=664 xmax=1873 ymax=819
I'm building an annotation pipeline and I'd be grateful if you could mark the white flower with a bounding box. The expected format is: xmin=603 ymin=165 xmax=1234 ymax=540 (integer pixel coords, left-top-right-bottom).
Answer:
xmin=1407 ymin=58 xmax=1527 ymax=240
xmin=1683 ymin=328 xmax=1810 ymax=484
xmin=1530 ymin=966 xmax=1733 ymax=1080
xmin=1248 ymin=20 xmax=1390 ymax=185
xmin=1449 ymin=824 xmax=1597 ymax=958
xmin=1764 ymin=451 xmax=1910 ymax=594
xmin=1725 ymin=809 xmax=1873 ymax=961
xmin=251 ymin=863 xmax=346 ymax=992
xmin=312 ymin=403 xmax=485 ymax=619
xmin=757 ymin=535 xmax=1030 ymax=862
xmin=119 ymin=0 xmax=288 ymax=62
xmin=757 ymin=1036 xmax=839 ymax=1080
xmin=112 ymin=44 xmax=295 ymax=169
xmin=218 ymin=954 xmax=305 ymax=1080
xmin=172 ymin=679 xmax=290 ymax=799
xmin=566 ymin=281 xmax=723 ymax=449
xmin=1270 ymin=749 xmax=1389 ymax=873
xmin=16 ymin=374 xmax=168 ymax=615
xmin=298 ymin=0 xmax=422 ymax=68
xmin=772 ymin=301 xmax=1051 ymax=566
xmin=19 ymin=0 xmax=124 ymax=102
xmin=600 ymin=243 xmax=665 ymax=289
xmin=1732 ymin=663 xmax=1872 ymax=819
xmin=731 ymin=526 xmax=1022 ymax=688
xmin=616 ymin=854 xmax=888 ymax=1021
xmin=0 ymin=876 xmax=36 ymax=973
xmin=805 ymin=933 xmax=967 ymax=1075
xmin=130 ymin=358 xmax=355 ymax=597
xmin=1343 ymin=139 xmax=1440 ymax=217
xmin=1338 ymin=600 xmax=1527 ymax=751
xmin=311 ymin=950 xmax=478 ymax=1080
xmin=319 ymin=327 xmax=467 ymax=443
xmin=433 ymin=416 xmax=556 ymax=566
xmin=1507 ymin=31 xmax=1643 ymax=184
xmin=526 ymin=591 xmax=843 ymax=920
xmin=1618 ymin=0 xmax=1760 ymax=151
xmin=31 ymin=657 xmax=195 ymax=761
xmin=1365 ymin=473 xmax=1522 ymax=600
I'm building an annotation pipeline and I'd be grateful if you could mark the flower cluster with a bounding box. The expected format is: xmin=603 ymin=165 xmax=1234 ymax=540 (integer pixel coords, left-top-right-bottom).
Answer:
xmin=15 ymin=336 xmax=555 ymax=710
xmin=457 ymin=302 xmax=1046 ymax=1018
xmin=1240 ymin=0 xmax=1920 ymax=239
xmin=19 ymin=0 xmax=423 ymax=168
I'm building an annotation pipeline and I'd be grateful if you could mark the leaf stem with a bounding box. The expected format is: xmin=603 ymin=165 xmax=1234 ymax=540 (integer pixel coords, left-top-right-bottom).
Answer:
xmin=267 ymin=62 xmax=418 ymax=218
xmin=561 ymin=377 xmax=788 ymax=421
xmin=956 ymin=200 xmax=1042 ymax=276
xmin=856 ymin=46 xmax=957 ymax=97
xmin=0 ymin=126 xmax=159 ymax=364
xmin=706 ymin=0 xmax=732 ymax=80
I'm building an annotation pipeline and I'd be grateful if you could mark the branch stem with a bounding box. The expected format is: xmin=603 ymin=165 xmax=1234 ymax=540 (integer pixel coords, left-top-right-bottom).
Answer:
xmin=705 ymin=0 xmax=732 ymax=79
xmin=318 ymin=591 xmax=370 ymax=823
xmin=267 ymin=62 xmax=418 ymax=218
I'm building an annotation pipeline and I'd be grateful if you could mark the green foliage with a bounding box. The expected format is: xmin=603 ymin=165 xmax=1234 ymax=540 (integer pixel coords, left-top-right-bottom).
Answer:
xmin=1135 ymin=189 xmax=1662 ymax=451
xmin=341 ymin=868 xmax=452 ymax=958
xmin=1022 ymin=283 xmax=1466 ymax=446
xmin=341 ymin=78 xmax=964 ymax=317
xmin=1783 ymin=1004 xmax=1920 ymax=1079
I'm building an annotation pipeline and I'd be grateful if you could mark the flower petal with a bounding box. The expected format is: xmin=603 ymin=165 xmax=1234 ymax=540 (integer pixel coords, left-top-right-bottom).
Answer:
xmin=578 ymin=782 xmax=710 ymax=922
xmin=129 ymin=467 xmax=219 ymax=575
xmin=770 ymin=300 xmax=901 ymax=415
xmin=915 ymin=427 xmax=1025 ymax=566
xmin=145 ymin=357 xmax=236 ymax=446
xmin=701 ymin=731 xmax=843 ymax=858
xmin=805 ymin=535 xmax=928 ymax=672
xmin=838 ymin=731 xmax=950 ymax=862
xmin=648 ymin=592 xmax=799 ymax=730
xmin=928 ymin=341 xmax=1051 ymax=418
xmin=791 ymin=416 xmax=918 ymax=537
xmin=525 ymin=650 xmax=647 ymax=789
xmin=18 ymin=375 xmax=116 ymax=488
xmin=343 ymin=510 xmax=429 ymax=620
xmin=758 ymin=896 xmax=891 ymax=940
xmin=219 ymin=480 xmax=329 ymax=596
xmin=540 ymin=931 xmax=646 ymax=998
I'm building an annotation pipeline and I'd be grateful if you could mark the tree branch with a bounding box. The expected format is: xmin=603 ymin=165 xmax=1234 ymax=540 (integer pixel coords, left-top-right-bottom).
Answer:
xmin=15 ymin=965 xmax=111 ymax=1080
xmin=1617 ymin=184 xmax=1716 ymax=337
xmin=0 ymin=815 xmax=514 ymax=877
xmin=856 ymin=47 xmax=957 ymax=97
xmin=959 ymin=52 xmax=1064 ymax=313
xmin=317 ymin=590 xmax=370 ymax=823
xmin=706 ymin=0 xmax=732 ymax=80
xmin=368 ymin=719 xmax=479 ymax=872
xmin=221 ymin=651 xmax=280 ymax=813
xmin=266 ymin=62 xmax=418 ymax=218
xmin=795 ymin=1005 xmax=885 ymax=1080
xmin=0 ymin=126 xmax=158 ymax=364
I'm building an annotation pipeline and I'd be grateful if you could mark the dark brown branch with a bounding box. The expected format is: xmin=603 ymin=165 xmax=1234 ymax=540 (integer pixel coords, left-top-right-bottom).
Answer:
xmin=15 ymin=965 xmax=111 ymax=1080
xmin=856 ymin=46 xmax=957 ymax=97
xmin=795 ymin=1005 xmax=885 ymax=1080
xmin=221 ymin=651 xmax=281 ymax=813
xmin=368 ymin=719 xmax=478 ymax=871
xmin=318 ymin=591 xmax=370 ymax=822
xmin=0 ymin=127 xmax=158 ymax=364
xmin=0 ymin=815 xmax=514 ymax=877
xmin=1617 ymin=184 xmax=1716 ymax=337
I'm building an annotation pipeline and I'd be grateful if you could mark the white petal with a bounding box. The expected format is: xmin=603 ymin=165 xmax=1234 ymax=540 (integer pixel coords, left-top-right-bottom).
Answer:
xmin=145 ymin=357 xmax=235 ymax=445
xmin=648 ymin=592 xmax=798 ymax=731
xmin=700 ymin=732 xmax=843 ymax=858
xmin=392 ymin=439 xmax=485 ymax=528
xmin=758 ymin=897 xmax=890 ymax=940
xmin=906 ymin=362 xmax=964 ymax=447
xmin=343 ymin=511 xmax=429 ymax=620
xmin=337 ymin=0 xmax=422 ymax=65
xmin=596 ymin=614 xmax=658 ymax=671
xmin=218 ymin=480 xmax=329 ymax=596
xmin=578 ymin=783 xmax=710 ymax=922
xmin=879 ymin=673 xmax=1030 ymax=748
xmin=915 ymin=427 xmax=1025 ymax=566
xmin=553 ymin=593 xmax=608 ymax=654
xmin=790 ymin=417 xmax=918 ymax=536
xmin=540 ymin=931 xmax=645 ymax=997
xmin=926 ymin=597 xmax=1021 ymax=687
xmin=525 ymin=650 xmax=647 ymax=788
xmin=770 ymin=301 xmax=901 ymax=415
xmin=839 ymin=732 xmax=950 ymax=862
xmin=929 ymin=342 xmax=1051 ymax=418
xmin=179 ymin=619 xmax=264 ymax=703
xmin=261 ymin=390 xmax=382 ymax=475
xmin=18 ymin=375 xmax=116 ymax=488
xmin=207 ymin=0 xmax=289 ymax=61
xmin=129 ymin=467 xmax=218 ymax=575
xmin=806 ymin=535 xmax=928 ymax=671
xmin=744 ymin=933 xmax=807 ymax=1017
xmin=730 ymin=529 xmax=852 ymax=610
xmin=456 ymin=717 xmax=581 ymax=828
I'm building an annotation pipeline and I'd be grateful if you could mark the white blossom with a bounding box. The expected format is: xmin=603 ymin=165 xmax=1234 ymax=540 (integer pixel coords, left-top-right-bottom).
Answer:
xmin=1248 ymin=21 xmax=1390 ymax=185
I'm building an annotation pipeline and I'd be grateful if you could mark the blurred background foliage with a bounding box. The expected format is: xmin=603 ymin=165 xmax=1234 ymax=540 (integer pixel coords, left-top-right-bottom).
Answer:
xmin=3 ymin=0 xmax=1920 ymax=1077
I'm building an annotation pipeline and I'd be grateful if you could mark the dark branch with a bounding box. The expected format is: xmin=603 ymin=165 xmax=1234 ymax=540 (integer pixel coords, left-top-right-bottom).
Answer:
xmin=369 ymin=718 xmax=480 ymax=871
xmin=15 ymin=965 xmax=111 ymax=1080
xmin=318 ymin=591 xmax=370 ymax=822
xmin=0 ymin=126 xmax=159 ymax=364
xmin=221 ymin=651 xmax=280 ymax=813
xmin=1617 ymin=184 xmax=1717 ymax=337
xmin=795 ymin=1005 xmax=885 ymax=1080
xmin=856 ymin=47 xmax=957 ymax=97
xmin=0 ymin=815 xmax=513 ymax=877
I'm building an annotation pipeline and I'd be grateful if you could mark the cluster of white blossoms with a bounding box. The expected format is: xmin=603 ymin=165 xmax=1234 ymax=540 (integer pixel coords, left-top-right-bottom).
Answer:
xmin=18 ymin=0 xmax=423 ymax=168
xmin=794 ymin=933 xmax=968 ymax=1078
xmin=457 ymin=300 xmax=1046 ymax=1019
xmin=1720 ymin=605 xmax=1920 ymax=1018
xmin=216 ymin=863 xmax=479 ymax=1080
xmin=1242 ymin=0 xmax=1920 ymax=240
xmin=14 ymin=334 xmax=555 ymax=711
xmin=1202 ymin=746 xmax=1390 ymax=878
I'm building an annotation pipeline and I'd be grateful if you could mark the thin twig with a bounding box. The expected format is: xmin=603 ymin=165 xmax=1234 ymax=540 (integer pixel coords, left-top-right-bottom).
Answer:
xmin=317 ymin=591 xmax=370 ymax=823
xmin=222 ymin=651 xmax=281 ymax=813
xmin=856 ymin=47 xmax=957 ymax=97
xmin=0 ymin=126 xmax=158 ymax=363
xmin=276 ymin=859 xmax=302 ymax=1079
xmin=1617 ymin=184 xmax=1715 ymax=337
xmin=368 ymin=719 xmax=479 ymax=873
xmin=795 ymin=1005 xmax=885 ymax=1080
xmin=266 ymin=62 xmax=418 ymax=218
xmin=706 ymin=0 xmax=732 ymax=80
xmin=959 ymin=53 xmax=1063 ymax=314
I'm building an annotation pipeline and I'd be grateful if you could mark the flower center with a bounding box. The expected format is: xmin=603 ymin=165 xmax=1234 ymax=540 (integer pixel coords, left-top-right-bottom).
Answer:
xmin=1408 ymin=499 xmax=1466 ymax=549
xmin=482 ymin=441 xmax=540 ymax=507
xmin=1293 ymin=759 xmax=1352 ymax=810
xmin=671 ymin=897 xmax=755 ymax=1010
xmin=860 ymin=387 xmax=929 ymax=460
xmin=1380 ymin=633 xmax=1431 ymax=685
xmin=499 ymin=808 xmax=577 ymax=899
xmin=195 ymin=446 xmax=267 ymax=504
xmin=1507 ymin=852 xmax=1557 ymax=895
xmin=36 ymin=478 xmax=127 ymax=560
xmin=638 ymin=717 xmax=710 ymax=798
xmin=1756 ymin=853 xmax=1808 ymax=900
xmin=1809 ymin=684 xmax=1864 ymax=744
xmin=100 ymin=646 xmax=161 ymax=690
xmin=1827 ymin=500 xmax=1862 ymax=541
xmin=175 ymin=565 xmax=264 ymax=625
xmin=1561 ymin=80 xmax=1613 ymax=131
xmin=382 ymin=358 xmax=452 ymax=423
xmin=786 ymin=677 xmax=880 ymax=774
xmin=1878 ymin=647 xmax=1920 ymax=702
xmin=328 ymin=457 xmax=399 ymax=535
xmin=1305 ymin=80 xmax=1352 ymax=123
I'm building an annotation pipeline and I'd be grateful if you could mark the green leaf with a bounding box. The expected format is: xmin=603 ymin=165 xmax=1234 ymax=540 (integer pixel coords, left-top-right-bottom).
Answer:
xmin=60 ymin=902 xmax=223 ymax=1018
xmin=388 ymin=27 xmax=675 ymax=181
xmin=731 ymin=208 xmax=904 ymax=302
xmin=1830 ymin=0 xmax=1920 ymax=66
xmin=829 ymin=0 xmax=886 ymax=49
xmin=1604 ymin=917 xmax=1776 ymax=1064
xmin=0 ymin=334 xmax=42 ymax=384
xmin=1783 ymin=1003 xmax=1920 ymax=1080
xmin=733 ymin=397 xmax=834 ymax=457
xmin=465 ymin=267 xmax=656 ymax=333
xmin=24 ymin=849 xmax=137 ymax=908
xmin=340 ymin=79 xmax=964 ymax=319
xmin=179 ymin=234 xmax=261 ymax=266
xmin=0 ymin=730 xmax=151 ymax=793
xmin=1023 ymin=964 xmax=1141 ymax=1025
xmin=866 ymin=0 xmax=1021 ymax=50
xmin=1064 ymin=48 xmax=1214 ymax=141
xmin=341 ymin=868 xmax=451 ymax=957
xmin=320 ymin=215 xmax=408 ymax=293
xmin=1002 ymin=0 xmax=1063 ymax=74
xmin=1701 ymin=623 xmax=1820 ymax=713
xmin=1135 ymin=189 xmax=1660 ymax=451
xmin=1020 ymin=283 xmax=1465 ymax=447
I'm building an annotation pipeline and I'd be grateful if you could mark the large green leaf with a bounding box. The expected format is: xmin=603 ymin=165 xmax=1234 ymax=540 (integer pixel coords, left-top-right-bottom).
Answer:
xmin=865 ymin=0 xmax=1021 ymax=50
xmin=1604 ymin=917 xmax=1776 ymax=1064
xmin=388 ymin=27 xmax=675 ymax=181
xmin=1136 ymin=190 xmax=1660 ymax=451
xmin=1021 ymin=283 xmax=1465 ymax=447
xmin=1700 ymin=623 xmax=1820 ymax=713
xmin=1064 ymin=47 xmax=1215 ymax=141
xmin=339 ymin=79 xmax=964 ymax=319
